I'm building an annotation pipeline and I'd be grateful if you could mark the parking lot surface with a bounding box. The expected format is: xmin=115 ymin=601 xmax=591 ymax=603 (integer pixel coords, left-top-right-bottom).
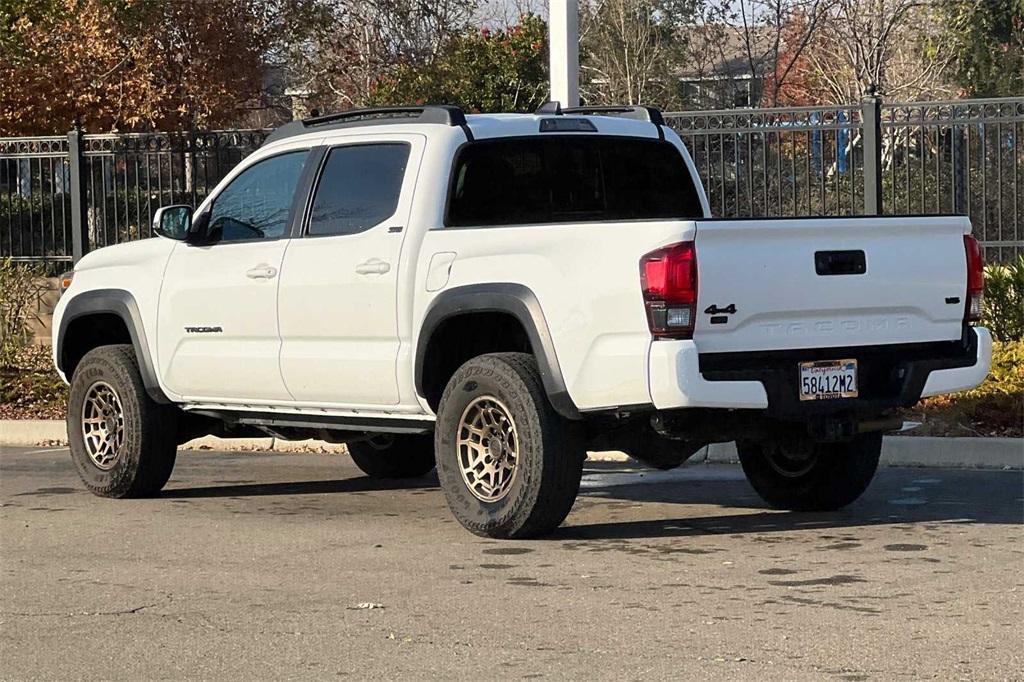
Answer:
xmin=1 ymin=445 xmax=1021 ymax=680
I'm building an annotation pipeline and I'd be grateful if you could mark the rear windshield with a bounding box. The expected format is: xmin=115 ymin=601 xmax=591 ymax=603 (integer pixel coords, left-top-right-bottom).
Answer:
xmin=446 ymin=136 xmax=704 ymax=228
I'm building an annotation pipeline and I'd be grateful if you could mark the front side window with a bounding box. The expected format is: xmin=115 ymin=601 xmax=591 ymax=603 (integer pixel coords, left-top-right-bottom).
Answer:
xmin=207 ymin=150 xmax=309 ymax=243
xmin=307 ymin=143 xmax=411 ymax=237
xmin=446 ymin=136 xmax=704 ymax=227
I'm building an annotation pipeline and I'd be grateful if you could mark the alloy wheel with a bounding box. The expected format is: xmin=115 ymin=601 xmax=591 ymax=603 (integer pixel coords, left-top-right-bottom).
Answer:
xmin=80 ymin=381 xmax=125 ymax=470
xmin=456 ymin=396 xmax=520 ymax=502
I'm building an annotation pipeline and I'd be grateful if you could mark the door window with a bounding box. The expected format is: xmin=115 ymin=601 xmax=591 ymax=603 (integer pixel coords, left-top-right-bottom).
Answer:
xmin=207 ymin=150 xmax=309 ymax=243
xmin=307 ymin=143 xmax=411 ymax=237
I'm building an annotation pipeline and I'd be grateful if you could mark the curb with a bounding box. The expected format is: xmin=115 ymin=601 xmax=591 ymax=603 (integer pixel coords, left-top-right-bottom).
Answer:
xmin=681 ymin=437 xmax=1023 ymax=470
xmin=2 ymin=420 xmax=1020 ymax=469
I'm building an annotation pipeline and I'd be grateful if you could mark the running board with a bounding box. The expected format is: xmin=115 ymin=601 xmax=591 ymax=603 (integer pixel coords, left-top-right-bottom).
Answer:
xmin=190 ymin=409 xmax=434 ymax=435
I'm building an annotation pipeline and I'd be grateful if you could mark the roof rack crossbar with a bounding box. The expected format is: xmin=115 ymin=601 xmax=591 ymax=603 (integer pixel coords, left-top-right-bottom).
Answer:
xmin=303 ymin=105 xmax=466 ymax=127
xmin=262 ymin=105 xmax=467 ymax=146
xmin=561 ymin=105 xmax=665 ymax=126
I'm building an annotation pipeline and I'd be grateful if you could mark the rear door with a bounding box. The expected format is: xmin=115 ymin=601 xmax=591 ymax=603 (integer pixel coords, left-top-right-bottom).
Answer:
xmin=692 ymin=216 xmax=970 ymax=353
xmin=277 ymin=135 xmax=423 ymax=406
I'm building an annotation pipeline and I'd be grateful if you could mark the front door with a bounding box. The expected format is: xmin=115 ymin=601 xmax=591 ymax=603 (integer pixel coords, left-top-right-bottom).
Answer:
xmin=277 ymin=137 xmax=422 ymax=406
xmin=157 ymin=149 xmax=311 ymax=402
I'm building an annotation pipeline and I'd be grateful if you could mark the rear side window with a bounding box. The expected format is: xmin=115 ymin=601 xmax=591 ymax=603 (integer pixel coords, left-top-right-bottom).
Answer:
xmin=307 ymin=143 xmax=410 ymax=237
xmin=446 ymin=137 xmax=703 ymax=227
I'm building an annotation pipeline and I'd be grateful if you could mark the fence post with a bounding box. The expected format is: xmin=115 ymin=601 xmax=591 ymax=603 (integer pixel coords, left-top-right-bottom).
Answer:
xmin=952 ymin=125 xmax=966 ymax=214
xmin=67 ymin=121 xmax=89 ymax=263
xmin=186 ymin=126 xmax=197 ymax=207
xmin=861 ymin=87 xmax=883 ymax=215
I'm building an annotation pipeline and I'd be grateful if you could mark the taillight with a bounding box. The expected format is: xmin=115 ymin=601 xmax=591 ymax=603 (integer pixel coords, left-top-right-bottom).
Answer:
xmin=964 ymin=235 xmax=984 ymax=323
xmin=640 ymin=241 xmax=697 ymax=339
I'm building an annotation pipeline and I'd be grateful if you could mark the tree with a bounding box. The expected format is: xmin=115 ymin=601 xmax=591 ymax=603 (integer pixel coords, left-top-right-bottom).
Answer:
xmin=131 ymin=0 xmax=268 ymax=129
xmin=579 ymin=0 xmax=695 ymax=107
xmin=0 ymin=0 xmax=269 ymax=134
xmin=944 ymin=0 xmax=1024 ymax=97
xmin=761 ymin=8 xmax=822 ymax=105
xmin=685 ymin=0 xmax=832 ymax=108
xmin=370 ymin=14 xmax=549 ymax=112
xmin=795 ymin=0 xmax=958 ymax=104
xmin=279 ymin=0 xmax=476 ymax=112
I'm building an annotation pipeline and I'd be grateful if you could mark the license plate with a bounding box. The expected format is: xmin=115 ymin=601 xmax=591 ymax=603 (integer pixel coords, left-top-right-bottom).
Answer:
xmin=799 ymin=359 xmax=858 ymax=401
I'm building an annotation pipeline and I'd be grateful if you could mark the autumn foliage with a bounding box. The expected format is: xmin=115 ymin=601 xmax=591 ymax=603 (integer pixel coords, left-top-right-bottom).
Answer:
xmin=0 ymin=0 xmax=266 ymax=134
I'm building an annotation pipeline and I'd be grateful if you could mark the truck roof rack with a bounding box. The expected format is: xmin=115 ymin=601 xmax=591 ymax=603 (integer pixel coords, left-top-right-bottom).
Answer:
xmin=263 ymin=105 xmax=468 ymax=146
xmin=561 ymin=105 xmax=665 ymax=126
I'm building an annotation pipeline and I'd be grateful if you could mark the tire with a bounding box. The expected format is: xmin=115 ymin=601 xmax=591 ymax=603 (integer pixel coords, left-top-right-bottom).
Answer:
xmin=737 ymin=433 xmax=882 ymax=511
xmin=347 ymin=435 xmax=436 ymax=479
xmin=434 ymin=352 xmax=585 ymax=539
xmin=67 ymin=345 xmax=178 ymax=498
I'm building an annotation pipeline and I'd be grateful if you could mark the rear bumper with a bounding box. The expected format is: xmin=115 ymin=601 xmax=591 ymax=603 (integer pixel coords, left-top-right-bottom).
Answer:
xmin=648 ymin=326 xmax=990 ymax=417
xmin=920 ymin=327 xmax=991 ymax=398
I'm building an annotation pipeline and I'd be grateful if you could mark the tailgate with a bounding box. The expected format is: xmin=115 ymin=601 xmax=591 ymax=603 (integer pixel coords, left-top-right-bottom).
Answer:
xmin=692 ymin=216 xmax=970 ymax=353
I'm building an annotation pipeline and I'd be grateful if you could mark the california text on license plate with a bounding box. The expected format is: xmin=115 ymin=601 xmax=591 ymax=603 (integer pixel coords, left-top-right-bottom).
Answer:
xmin=799 ymin=359 xmax=858 ymax=401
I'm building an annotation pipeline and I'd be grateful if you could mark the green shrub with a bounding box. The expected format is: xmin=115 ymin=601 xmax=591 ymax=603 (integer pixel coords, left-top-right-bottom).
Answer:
xmin=0 ymin=258 xmax=47 ymax=367
xmin=983 ymin=256 xmax=1024 ymax=342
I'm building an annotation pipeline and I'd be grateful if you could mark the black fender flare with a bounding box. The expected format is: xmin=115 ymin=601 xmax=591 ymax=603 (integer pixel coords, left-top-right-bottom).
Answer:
xmin=56 ymin=289 xmax=170 ymax=404
xmin=415 ymin=283 xmax=580 ymax=420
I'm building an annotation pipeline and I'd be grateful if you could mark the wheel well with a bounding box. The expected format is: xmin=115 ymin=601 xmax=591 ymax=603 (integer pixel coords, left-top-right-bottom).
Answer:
xmin=420 ymin=312 xmax=532 ymax=410
xmin=61 ymin=313 xmax=132 ymax=378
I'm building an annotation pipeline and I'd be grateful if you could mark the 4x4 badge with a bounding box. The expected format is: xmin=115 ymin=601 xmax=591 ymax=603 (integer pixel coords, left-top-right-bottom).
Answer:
xmin=704 ymin=304 xmax=737 ymax=315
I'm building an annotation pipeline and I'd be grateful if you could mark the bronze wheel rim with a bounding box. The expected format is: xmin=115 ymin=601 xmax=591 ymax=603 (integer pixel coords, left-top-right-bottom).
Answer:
xmin=80 ymin=381 xmax=125 ymax=470
xmin=456 ymin=396 xmax=519 ymax=502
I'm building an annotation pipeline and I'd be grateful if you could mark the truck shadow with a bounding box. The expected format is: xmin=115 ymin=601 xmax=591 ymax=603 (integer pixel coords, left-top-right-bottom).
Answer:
xmin=156 ymin=460 xmax=1021 ymax=541
xmin=160 ymin=474 xmax=439 ymax=498
xmin=556 ymin=462 xmax=1023 ymax=540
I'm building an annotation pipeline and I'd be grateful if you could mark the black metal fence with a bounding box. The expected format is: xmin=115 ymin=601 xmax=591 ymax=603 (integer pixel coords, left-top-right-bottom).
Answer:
xmin=2 ymin=95 xmax=1021 ymax=264
xmin=665 ymin=96 xmax=1023 ymax=262
xmin=0 ymin=129 xmax=268 ymax=266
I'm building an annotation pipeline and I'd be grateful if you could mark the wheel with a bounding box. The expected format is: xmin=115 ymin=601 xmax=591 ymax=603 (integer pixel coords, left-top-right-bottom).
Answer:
xmin=737 ymin=433 xmax=882 ymax=511
xmin=67 ymin=345 xmax=178 ymax=498
xmin=347 ymin=435 xmax=436 ymax=479
xmin=434 ymin=352 xmax=585 ymax=539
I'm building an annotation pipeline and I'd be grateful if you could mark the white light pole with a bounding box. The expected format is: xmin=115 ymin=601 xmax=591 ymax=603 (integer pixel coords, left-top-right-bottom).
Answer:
xmin=548 ymin=0 xmax=580 ymax=107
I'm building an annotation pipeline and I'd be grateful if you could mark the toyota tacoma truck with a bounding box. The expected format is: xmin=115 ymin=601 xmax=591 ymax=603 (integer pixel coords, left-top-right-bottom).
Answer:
xmin=52 ymin=103 xmax=992 ymax=538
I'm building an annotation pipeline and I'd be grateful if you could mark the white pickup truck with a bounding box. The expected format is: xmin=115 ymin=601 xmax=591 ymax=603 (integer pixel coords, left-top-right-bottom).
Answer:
xmin=52 ymin=104 xmax=991 ymax=538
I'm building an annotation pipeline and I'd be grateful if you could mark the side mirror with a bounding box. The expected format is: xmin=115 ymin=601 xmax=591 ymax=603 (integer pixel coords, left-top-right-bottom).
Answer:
xmin=153 ymin=205 xmax=192 ymax=241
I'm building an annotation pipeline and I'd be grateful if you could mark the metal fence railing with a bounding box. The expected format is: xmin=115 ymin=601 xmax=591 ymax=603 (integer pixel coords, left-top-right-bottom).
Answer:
xmin=1 ymin=96 xmax=1021 ymax=264
xmin=665 ymin=95 xmax=1023 ymax=262
xmin=1 ymin=129 xmax=268 ymax=266
xmin=666 ymin=103 xmax=867 ymax=221
xmin=879 ymin=98 xmax=1022 ymax=263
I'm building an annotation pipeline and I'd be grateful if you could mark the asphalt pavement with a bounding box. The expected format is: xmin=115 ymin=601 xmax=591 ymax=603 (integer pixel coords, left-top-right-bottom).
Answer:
xmin=1 ymin=446 xmax=1021 ymax=680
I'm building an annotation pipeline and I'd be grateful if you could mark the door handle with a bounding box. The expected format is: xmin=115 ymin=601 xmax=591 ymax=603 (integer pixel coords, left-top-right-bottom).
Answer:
xmin=246 ymin=264 xmax=278 ymax=279
xmin=355 ymin=258 xmax=391 ymax=275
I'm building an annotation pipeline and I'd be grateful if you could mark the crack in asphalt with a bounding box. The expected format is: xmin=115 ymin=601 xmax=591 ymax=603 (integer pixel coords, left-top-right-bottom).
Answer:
xmin=1 ymin=594 xmax=172 ymax=618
